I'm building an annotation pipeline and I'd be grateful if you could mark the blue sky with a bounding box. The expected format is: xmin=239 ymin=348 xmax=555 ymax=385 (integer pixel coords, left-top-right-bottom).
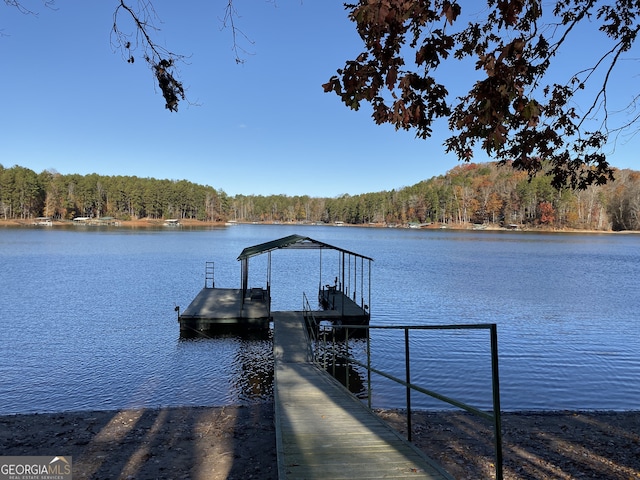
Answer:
xmin=1 ymin=2 xmax=638 ymax=197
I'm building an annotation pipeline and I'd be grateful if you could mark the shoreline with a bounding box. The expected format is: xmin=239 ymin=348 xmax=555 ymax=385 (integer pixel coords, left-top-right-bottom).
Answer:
xmin=1 ymin=217 xmax=639 ymax=234
xmin=2 ymin=406 xmax=638 ymax=479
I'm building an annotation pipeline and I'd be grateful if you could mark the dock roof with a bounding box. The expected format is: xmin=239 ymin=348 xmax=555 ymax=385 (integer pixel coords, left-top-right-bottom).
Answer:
xmin=237 ymin=234 xmax=373 ymax=261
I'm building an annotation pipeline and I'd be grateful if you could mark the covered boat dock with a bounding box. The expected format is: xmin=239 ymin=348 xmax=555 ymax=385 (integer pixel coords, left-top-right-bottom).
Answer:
xmin=178 ymin=234 xmax=373 ymax=336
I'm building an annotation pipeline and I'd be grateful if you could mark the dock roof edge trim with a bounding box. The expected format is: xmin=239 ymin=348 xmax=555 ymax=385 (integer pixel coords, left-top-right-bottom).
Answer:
xmin=236 ymin=234 xmax=373 ymax=261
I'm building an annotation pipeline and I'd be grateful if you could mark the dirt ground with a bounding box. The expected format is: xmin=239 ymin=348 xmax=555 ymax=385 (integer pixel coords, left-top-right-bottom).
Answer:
xmin=0 ymin=405 xmax=277 ymax=480
xmin=377 ymin=409 xmax=640 ymax=480
xmin=2 ymin=406 xmax=639 ymax=480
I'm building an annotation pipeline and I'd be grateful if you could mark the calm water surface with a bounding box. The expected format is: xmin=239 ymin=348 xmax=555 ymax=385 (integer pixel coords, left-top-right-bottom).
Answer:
xmin=1 ymin=225 xmax=638 ymax=414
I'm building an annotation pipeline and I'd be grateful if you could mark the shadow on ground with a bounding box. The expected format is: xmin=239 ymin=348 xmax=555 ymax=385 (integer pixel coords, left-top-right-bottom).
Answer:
xmin=0 ymin=404 xmax=277 ymax=480
xmin=377 ymin=409 xmax=640 ymax=480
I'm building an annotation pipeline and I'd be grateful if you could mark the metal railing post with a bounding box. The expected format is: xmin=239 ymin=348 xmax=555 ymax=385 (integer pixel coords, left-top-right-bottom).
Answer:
xmin=405 ymin=327 xmax=412 ymax=442
xmin=345 ymin=327 xmax=350 ymax=393
xmin=490 ymin=324 xmax=504 ymax=480
xmin=332 ymin=329 xmax=336 ymax=378
xmin=367 ymin=327 xmax=372 ymax=409
xmin=322 ymin=329 xmax=327 ymax=370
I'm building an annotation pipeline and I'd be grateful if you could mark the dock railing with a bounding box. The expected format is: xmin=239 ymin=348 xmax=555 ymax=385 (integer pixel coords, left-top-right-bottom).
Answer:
xmin=302 ymin=293 xmax=321 ymax=346
xmin=301 ymin=293 xmax=503 ymax=480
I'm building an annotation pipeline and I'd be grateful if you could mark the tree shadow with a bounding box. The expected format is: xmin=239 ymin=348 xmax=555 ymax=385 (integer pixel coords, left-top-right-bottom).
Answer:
xmin=376 ymin=409 xmax=640 ymax=479
xmin=0 ymin=404 xmax=277 ymax=479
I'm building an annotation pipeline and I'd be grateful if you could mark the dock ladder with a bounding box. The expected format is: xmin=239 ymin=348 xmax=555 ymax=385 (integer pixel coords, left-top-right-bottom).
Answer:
xmin=205 ymin=262 xmax=215 ymax=288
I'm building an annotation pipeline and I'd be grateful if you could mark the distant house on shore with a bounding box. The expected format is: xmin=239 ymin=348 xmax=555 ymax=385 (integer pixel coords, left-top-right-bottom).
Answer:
xmin=33 ymin=217 xmax=52 ymax=226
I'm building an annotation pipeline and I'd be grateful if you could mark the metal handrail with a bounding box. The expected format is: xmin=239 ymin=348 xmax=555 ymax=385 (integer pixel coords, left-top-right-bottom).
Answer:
xmin=302 ymin=293 xmax=315 ymax=332
xmin=302 ymin=293 xmax=320 ymax=357
xmin=306 ymin=321 xmax=504 ymax=480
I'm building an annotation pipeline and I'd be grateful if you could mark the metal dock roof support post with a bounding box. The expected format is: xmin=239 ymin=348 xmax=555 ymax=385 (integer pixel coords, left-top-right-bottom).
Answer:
xmin=241 ymin=257 xmax=248 ymax=298
xmin=318 ymin=247 xmax=322 ymax=292
xmin=267 ymin=251 xmax=272 ymax=292
xmin=348 ymin=252 xmax=352 ymax=299
xmin=368 ymin=257 xmax=372 ymax=317
xmin=267 ymin=250 xmax=272 ymax=318
xmin=341 ymin=251 xmax=345 ymax=318
xmin=360 ymin=256 xmax=364 ymax=307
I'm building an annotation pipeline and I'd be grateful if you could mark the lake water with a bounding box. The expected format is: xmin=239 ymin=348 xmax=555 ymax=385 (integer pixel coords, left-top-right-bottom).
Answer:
xmin=1 ymin=224 xmax=638 ymax=414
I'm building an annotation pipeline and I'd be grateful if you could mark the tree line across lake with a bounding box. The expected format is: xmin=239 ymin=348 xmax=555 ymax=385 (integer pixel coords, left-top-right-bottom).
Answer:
xmin=2 ymin=162 xmax=640 ymax=231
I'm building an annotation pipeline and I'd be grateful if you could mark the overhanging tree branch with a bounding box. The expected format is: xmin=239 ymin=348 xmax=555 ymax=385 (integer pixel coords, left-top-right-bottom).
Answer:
xmin=324 ymin=0 xmax=639 ymax=189
xmin=4 ymin=0 xmax=55 ymax=15
xmin=112 ymin=0 xmax=185 ymax=111
xmin=222 ymin=0 xmax=255 ymax=64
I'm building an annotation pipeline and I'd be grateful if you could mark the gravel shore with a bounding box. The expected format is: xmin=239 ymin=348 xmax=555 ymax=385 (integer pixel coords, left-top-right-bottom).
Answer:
xmin=1 ymin=405 xmax=638 ymax=479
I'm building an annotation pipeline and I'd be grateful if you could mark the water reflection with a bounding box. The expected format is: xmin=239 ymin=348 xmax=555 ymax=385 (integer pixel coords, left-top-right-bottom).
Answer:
xmin=313 ymin=337 xmax=369 ymax=399
xmin=323 ymin=362 xmax=368 ymax=399
xmin=231 ymin=336 xmax=274 ymax=402
xmin=178 ymin=330 xmax=274 ymax=404
xmin=179 ymin=326 xmax=271 ymax=341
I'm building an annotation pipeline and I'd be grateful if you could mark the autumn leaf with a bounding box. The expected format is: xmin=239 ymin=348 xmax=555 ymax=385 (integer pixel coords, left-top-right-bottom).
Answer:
xmin=386 ymin=66 xmax=398 ymax=90
xmin=441 ymin=1 xmax=460 ymax=25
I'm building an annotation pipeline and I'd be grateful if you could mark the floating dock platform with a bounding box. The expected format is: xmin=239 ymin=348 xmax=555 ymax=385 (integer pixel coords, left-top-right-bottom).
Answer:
xmin=178 ymin=287 xmax=270 ymax=335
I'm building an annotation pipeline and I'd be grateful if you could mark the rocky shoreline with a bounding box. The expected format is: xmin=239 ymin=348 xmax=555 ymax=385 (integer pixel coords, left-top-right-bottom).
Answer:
xmin=2 ymin=405 xmax=638 ymax=479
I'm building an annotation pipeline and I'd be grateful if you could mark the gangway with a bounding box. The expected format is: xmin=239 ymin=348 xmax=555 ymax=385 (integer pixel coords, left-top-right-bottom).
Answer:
xmin=273 ymin=311 xmax=452 ymax=479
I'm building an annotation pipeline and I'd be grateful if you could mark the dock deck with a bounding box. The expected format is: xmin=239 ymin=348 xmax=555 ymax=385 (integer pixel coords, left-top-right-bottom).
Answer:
xmin=178 ymin=287 xmax=270 ymax=334
xmin=273 ymin=311 xmax=452 ymax=479
xmin=317 ymin=288 xmax=369 ymax=323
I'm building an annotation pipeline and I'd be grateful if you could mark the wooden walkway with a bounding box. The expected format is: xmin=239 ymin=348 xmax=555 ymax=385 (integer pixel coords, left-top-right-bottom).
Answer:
xmin=273 ymin=311 xmax=453 ymax=480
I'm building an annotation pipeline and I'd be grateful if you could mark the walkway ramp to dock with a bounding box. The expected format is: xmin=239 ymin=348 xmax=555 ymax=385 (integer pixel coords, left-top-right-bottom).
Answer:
xmin=273 ymin=311 xmax=452 ymax=479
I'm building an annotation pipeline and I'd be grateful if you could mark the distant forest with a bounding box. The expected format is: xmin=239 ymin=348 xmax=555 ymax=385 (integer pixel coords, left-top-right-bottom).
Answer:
xmin=2 ymin=162 xmax=640 ymax=231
